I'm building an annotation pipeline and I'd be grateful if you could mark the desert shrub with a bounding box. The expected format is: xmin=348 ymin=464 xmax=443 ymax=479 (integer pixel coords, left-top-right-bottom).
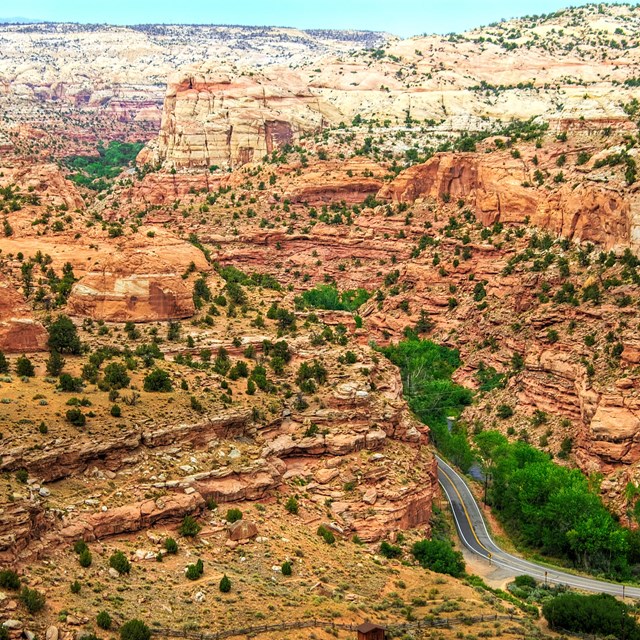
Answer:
xmin=97 ymin=611 xmax=112 ymax=630
xmin=65 ymin=408 xmax=86 ymax=427
xmin=20 ymin=586 xmax=46 ymax=613
xmin=178 ymin=515 xmax=201 ymax=537
xmin=103 ymin=362 xmax=130 ymax=389
xmin=70 ymin=580 xmax=81 ymax=594
xmin=109 ymin=551 xmax=131 ymax=575
xmin=0 ymin=569 xmax=20 ymax=590
xmin=120 ymin=619 xmax=151 ymax=640
xmin=164 ymin=537 xmax=178 ymax=554
xmin=285 ymin=496 xmax=299 ymax=515
xmin=317 ymin=525 xmax=336 ymax=545
xmin=79 ymin=548 xmax=92 ymax=567
xmin=380 ymin=541 xmax=402 ymax=559
xmin=281 ymin=561 xmax=292 ymax=576
xmin=225 ymin=508 xmax=243 ymax=523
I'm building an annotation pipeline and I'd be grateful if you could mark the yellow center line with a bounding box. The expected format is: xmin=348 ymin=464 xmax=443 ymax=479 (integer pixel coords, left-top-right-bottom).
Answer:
xmin=439 ymin=465 xmax=492 ymax=555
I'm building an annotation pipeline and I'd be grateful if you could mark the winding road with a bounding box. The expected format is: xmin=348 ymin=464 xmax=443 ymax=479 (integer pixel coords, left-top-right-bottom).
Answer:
xmin=437 ymin=455 xmax=640 ymax=598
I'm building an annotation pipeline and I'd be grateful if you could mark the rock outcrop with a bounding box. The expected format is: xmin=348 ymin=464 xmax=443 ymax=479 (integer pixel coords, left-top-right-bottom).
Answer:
xmin=378 ymin=153 xmax=631 ymax=251
xmin=0 ymin=283 xmax=48 ymax=353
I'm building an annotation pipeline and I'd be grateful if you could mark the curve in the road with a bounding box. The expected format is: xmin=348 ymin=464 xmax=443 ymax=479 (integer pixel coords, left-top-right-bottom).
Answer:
xmin=436 ymin=455 xmax=640 ymax=598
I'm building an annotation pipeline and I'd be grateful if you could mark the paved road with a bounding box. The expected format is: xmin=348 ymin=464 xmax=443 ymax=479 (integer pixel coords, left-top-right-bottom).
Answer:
xmin=437 ymin=455 xmax=640 ymax=598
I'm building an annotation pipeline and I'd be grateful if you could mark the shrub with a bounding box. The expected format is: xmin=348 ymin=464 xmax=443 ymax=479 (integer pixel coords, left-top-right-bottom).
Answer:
xmin=281 ymin=561 xmax=292 ymax=576
xmin=143 ymin=368 xmax=172 ymax=392
xmin=16 ymin=355 xmax=35 ymax=377
xmin=514 ymin=574 xmax=537 ymax=589
xmin=47 ymin=315 xmax=82 ymax=354
xmin=226 ymin=508 xmax=243 ymax=523
xmin=411 ymin=539 xmax=465 ymax=578
xmin=317 ymin=525 xmax=336 ymax=545
xmin=103 ymin=362 xmax=130 ymax=389
xmin=73 ymin=539 xmax=88 ymax=554
xmin=20 ymin=586 xmax=46 ymax=613
xmin=219 ymin=574 xmax=232 ymax=593
xmin=79 ymin=548 xmax=92 ymax=567
xmin=70 ymin=580 xmax=81 ymax=594
xmin=496 ymin=404 xmax=514 ymax=419
xmin=185 ymin=562 xmax=203 ymax=580
xmin=0 ymin=569 xmax=20 ymax=590
xmin=97 ymin=611 xmax=112 ymax=630
xmin=111 ymin=404 xmax=121 ymax=417
xmin=120 ymin=619 xmax=151 ymax=640
xmin=59 ymin=373 xmax=83 ymax=392
xmin=66 ymin=408 xmax=86 ymax=427
xmin=164 ymin=537 xmax=178 ymax=554
xmin=285 ymin=496 xmax=299 ymax=515
xmin=380 ymin=541 xmax=402 ymax=559
xmin=178 ymin=515 xmax=201 ymax=537
xmin=109 ymin=551 xmax=131 ymax=575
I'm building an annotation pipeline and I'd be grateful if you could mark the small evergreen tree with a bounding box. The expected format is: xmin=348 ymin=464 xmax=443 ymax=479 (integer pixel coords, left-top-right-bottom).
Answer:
xmin=46 ymin=351 xmax=65 ymax=376
xmin=47 ymin=315 xmax=82 ymax=354
xmin=120 ymin=619 xmax=151 ymax=640
xmin=281 ymin=561 xmax=292 ymax=576
xmin=219 ymin=574 xmax=231 ymax=593
xmin=97 ymin=611 xmax=112 ymax=630
xmin=16 ymin=355 xmax=35 ymax=377
xmin=178 ymin=515 xmax=201 ymax=537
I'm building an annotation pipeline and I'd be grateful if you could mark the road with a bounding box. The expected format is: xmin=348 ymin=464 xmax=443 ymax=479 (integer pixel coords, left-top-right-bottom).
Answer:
xmin=437 ymin=455 xmax=640 ymax=598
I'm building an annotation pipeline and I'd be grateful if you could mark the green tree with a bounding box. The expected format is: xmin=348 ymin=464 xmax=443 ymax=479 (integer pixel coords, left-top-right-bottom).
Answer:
xmin=46 ymin=351 xmax=65 ymax=376
xmin=143 ymin=368 xmax=172 ymax=392
xmin=16 ymin=355 xmax=35 ymax=377
xmin=219 ymin=574 xmax=231 ymax=593
xmin=103 ymin=362 xmax=131 ymax=389
xmin=0 ymin=351 xmax=8 ymax=374
xmin=20 ymin=586 xmax=46 ymax=613
xmin=411 ymin=539 xmax=465 ymax=577
xmin=47 ymin=315 xmax=82 ymax=354
xmin=178 ymin=515 xmax=201 ymax=537
xmin=97 ymin=611 xmax=112 ymax=630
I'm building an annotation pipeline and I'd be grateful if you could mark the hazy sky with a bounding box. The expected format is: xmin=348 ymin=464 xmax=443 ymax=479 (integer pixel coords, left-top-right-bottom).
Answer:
xmin=3 ymin=1 xmax=629 ymax=37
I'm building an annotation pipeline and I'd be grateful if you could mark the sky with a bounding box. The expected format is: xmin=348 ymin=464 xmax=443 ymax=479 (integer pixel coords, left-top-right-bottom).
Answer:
xmin=0 ymin=0 xmax=630 ymax=37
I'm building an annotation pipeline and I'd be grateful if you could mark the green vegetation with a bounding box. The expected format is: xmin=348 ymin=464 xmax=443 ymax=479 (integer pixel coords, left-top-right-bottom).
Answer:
xmin=185 ymin=559 xmax=204 ymax=580
xmin=164 ymin=537 xmax=178 ymax=554
xmin=20 ymin=586 xmax=46 ymax=613
xmin=219 ymin=574 xmax=232 ymax=593
xmin=477 ymin=431 xmax=631 ymax=577
xmin=178 ymin=515 xmax=201 ymax=537
xmin=0 ymin=570 xmax=20 ymax=590
xmin=97 ymin=611 xmax=112 ymax=630
xmin=120 ymin=619 xmax=151 ymax=640
xmin=381 ymin=339 xmax=473 ymax=471
xmin=225 ymin=508 xmax=243 ymax=523
xmin=543 ymin=592 xmax=640 ymax=639
xmin=47 ymin=315 xmax=82 ymax=354
xmin=317 ymin=525 xmax=336 ymax=545
xmin=143 ymin=368 xmax=172 ymax=392
xmin=296 ymin=284 xmax=371 ymax=312
xmin=412 ymin=539 xmax=465 ymax=578
xmin=65 ymin=140 xmax=145 ymax=191
xmin=284 ymin=496 xmax=299 ymax=515
xmin=109 ymin=551 xmax=131 ymax=575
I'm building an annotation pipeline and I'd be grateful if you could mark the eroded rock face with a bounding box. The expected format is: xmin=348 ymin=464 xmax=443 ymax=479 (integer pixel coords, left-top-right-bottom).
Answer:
xmin=0 ymin=282 xmax=48 ymax=353
xmin=67 ymin=251 xmax=197 ymax=322
xmin=144 ymin=70 xmax=335 ymax=169
xmin=378 ymin=153 xmax=631 ymax=251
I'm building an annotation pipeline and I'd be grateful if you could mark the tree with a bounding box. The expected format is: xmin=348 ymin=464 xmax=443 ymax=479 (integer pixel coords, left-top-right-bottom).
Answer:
xmin=109 ymin=551 xmax=131 ymax=575
xmin=103 ymin=362 xmax=130 ymax=390
xmin=143 ymin=368 xmax=172 ymax=392
xmin=59 ymin=373 xmax=83 ymax=392
xmin=16 ymin=355 xmax=35 ymax=377
xmin=47 ymin=315 xmax=81 ymax=354
xmin=46 ymin=351 xmax=65 ymax=376
xmin=281 ymin=561 xmax=292 ymax=576
xmin=178 ymin=515 xmax=201 ymax=537
xmin=120 ymin=619 xmax=151 ymax=640
xmin=411 ymin=539 xmax=465 ymax=577
xmin=0 ymin=351 xmax=8 ymax=374
xmin=219 ymin=574 xmax=231 ymax=593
